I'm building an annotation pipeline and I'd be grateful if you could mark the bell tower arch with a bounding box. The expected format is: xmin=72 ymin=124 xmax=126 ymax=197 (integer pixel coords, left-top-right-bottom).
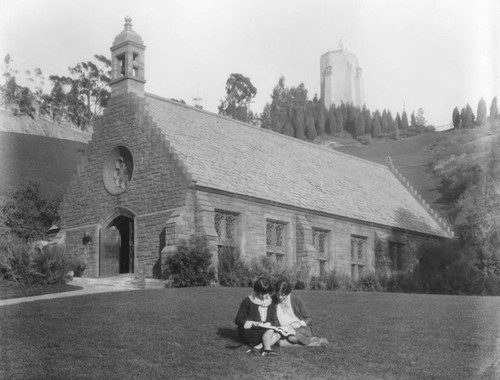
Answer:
xmin=110 ymin=17 xmax=146 ymax=98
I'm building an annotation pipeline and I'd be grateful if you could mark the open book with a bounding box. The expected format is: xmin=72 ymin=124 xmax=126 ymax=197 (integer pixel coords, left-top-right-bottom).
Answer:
xmin=255 ymin=322 xmax=294 ymax=337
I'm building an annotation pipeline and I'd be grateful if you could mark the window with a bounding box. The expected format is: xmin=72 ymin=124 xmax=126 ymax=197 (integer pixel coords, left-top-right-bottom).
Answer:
xmin=350 ymin=235 xmax=367 ymax=281
xmin=389 ymin=242 xmax=405 ymax=271
xmin=215 ymin=211 xmax=237 ymax=246
xmin=266 ymin=221 xmax=287 ymax=261
xmin=215 ymin=211 xmax=238 ymax=269
xmin=313 ymin=228 xmax=329 ymax=276
xmin=313 ymin=229 xmax=328 ymax=259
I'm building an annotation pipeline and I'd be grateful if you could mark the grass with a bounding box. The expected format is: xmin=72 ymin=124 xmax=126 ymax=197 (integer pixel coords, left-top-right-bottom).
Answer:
xmin=335 ymin=132 xmax=448 ymax=211
xmin=1 ymin=287 xmax=499 ymax=379
xmin=0 ymin=280 xmax=82 ymax=300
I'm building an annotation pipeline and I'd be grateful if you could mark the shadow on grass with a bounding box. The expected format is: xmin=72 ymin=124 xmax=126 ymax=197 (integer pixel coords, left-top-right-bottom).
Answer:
xmin=217 ymin=327 xmax=245 ymax=349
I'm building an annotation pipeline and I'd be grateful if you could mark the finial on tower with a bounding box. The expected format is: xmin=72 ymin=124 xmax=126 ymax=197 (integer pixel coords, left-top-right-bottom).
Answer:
xmin=124 ymin=17 xmax=133 ymax=30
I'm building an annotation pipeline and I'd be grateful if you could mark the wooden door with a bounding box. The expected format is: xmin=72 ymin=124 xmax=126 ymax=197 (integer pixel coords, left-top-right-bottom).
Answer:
xmin=100 ymin=228 xmax=121 ymax=276
xmin=128 ymin=220 xmax=134 ymax=273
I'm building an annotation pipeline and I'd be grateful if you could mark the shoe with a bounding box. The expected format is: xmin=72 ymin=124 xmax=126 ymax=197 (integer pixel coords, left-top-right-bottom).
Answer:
xmin=261 ymin=349 xmax=277 ymax=357
xmin=246 ymin=347 xmax=260 ymax=354
xmin=319 ymin=338 xmax=329 ymax=347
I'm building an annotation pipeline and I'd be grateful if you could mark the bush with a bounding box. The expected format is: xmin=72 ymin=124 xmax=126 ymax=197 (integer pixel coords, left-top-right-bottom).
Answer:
xmin=357 ymin=272 xmax=383 ymax=292
xmin=1 ymin=179 xmax=61 ymax=240
xmin=0 ymin=236 xmax=84 ymax=284
xmin=165 ymin=238 xmax=216 ymax=287
xmin=217 ymin=246 xmax=252 ymax=287
xmin=323 ymin=270 xmax=351 ymax=291
xmin=32 ymin=245 xmax=69 ymax=284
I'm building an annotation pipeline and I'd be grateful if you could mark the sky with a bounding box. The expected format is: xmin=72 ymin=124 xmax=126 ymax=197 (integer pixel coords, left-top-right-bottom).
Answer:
xmin=1 ymin=0 xmax=499 ymax=128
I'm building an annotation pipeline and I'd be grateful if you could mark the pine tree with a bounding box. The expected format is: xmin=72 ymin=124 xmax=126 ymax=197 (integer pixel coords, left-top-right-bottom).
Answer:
xmin=476 ymin=98 xmax=487 ymax=126
xmin=355 ymin=112 xmax=365 ymax=138
xmin=381 ymin=110 xmax=389 ymax=133
xmin=410 ymin=112 xmax=417 ymax=129
xmin=461 ymin=104 xmax=475 ymax=129
xmin=395 ymin=113 xmax=402 ymax=130
xmin=371 ymin=112 xmax=382 ymax=137
xmin=489 ymin=97 xmax=498 ymax=121
xmin=328 ymin=105 xmax=337 ymax=135
xmin=314 ymin=101 xmax=326 ymax=135
xmin=305 ymin=108 xmax=317 ymax=141
xmin=452 ymin=107 xmax=461 ymax=129
xmin=401 ymin=111 xmax=409 ymax=130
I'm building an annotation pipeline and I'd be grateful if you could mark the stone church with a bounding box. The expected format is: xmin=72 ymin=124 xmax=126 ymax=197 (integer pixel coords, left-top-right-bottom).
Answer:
xmin=58 ymin=18 xmax=452 ymax=280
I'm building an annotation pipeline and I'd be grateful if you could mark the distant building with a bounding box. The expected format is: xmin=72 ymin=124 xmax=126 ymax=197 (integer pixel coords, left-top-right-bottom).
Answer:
xmin=320 ymin=41 xmax=364 ymax=109
xmin=58 ymin=20 xmax=451 ymax=281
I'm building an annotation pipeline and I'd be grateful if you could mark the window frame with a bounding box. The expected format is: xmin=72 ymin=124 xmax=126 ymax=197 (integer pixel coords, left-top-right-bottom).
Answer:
xmin=350 ymin=235 xmax=368 ymax=281
xmin=266 ymin=220 xmax=287 ymax=261
xmin=389 ymin=241 xmax=405 ymax=271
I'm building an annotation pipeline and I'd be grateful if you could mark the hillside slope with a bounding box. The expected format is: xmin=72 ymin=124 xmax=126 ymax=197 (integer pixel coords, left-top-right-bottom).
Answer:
xmin=0 ymin=110 xmax=91 ymax=143
xmin=0 ymin=132 xmax=87 ymax=197
xmin=334 ymin=132 xmax=447 ymax=213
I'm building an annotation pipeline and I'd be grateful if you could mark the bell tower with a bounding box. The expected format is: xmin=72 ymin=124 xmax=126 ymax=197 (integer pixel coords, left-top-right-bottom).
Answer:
xmin=110 ymin=17 xmax=146 ymax=98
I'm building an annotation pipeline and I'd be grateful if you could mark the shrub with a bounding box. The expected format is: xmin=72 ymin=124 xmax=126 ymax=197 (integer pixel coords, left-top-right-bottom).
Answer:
xmin=31 ymin=244 xmax=69 ymax=284
xmin=323 ymin=270 xmax=351 ymax=291
xmin=1 ymin=179 xmax=61 ymax=240
xmin=217 ymin=246 xmax=252 ymax=287
xmin=357 ymin=272 xmax=382 ymax=292
xmin=0 ymin=235 xmax=85 ymax=284
xmin=165 ymin=237 xmax=216 ymax=287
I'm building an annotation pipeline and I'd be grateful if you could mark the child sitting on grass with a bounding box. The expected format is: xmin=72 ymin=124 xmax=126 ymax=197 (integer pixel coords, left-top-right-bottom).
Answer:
xmin=274 ymin=278 xmax=329 ymax=348
xmin=234 ymin=277 xmax=282 ymax=356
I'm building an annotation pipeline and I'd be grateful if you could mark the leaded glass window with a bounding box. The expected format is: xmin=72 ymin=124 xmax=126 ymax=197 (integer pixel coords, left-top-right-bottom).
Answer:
xmin=266 ymin=221 xmax=287 ymax=255
xmin=313 ymin=229 xmax=328 ymax=259
xmin=215 ymin=211 xmax=237 ymax=246
xmin=350 ymin=235 xmax=367 ymax=281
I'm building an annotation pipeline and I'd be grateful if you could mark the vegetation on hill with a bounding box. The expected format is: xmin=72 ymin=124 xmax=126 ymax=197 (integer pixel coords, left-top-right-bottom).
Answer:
xmin=1 ymin=54 xmax=110 ymax=131
xmin=258 ymin=76 xmax=433 ymax=143
xmin=429 ymin=120 xmax=500 ymax=275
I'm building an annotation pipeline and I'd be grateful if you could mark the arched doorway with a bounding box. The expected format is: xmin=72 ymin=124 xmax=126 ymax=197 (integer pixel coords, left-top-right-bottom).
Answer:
xmin=99 ymin=215 xmax=134 ymax=276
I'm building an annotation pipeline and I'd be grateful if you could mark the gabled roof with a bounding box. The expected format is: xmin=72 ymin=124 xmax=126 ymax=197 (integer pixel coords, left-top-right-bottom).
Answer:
xmin=145 ymin=93 xmax=450 ymax=238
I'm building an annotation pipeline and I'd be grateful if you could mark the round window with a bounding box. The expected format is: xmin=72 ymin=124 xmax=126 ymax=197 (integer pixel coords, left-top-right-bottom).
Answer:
xmin=103 ymin=146 xmax=134 ymax=195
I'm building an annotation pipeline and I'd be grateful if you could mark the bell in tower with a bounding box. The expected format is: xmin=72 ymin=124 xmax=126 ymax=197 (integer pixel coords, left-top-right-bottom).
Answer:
xmin=110 ymin=17 xmax=146 ymax=98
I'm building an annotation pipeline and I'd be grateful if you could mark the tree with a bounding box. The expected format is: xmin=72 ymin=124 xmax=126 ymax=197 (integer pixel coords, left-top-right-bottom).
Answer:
xmin=371 ymin=111 xmax=382 ymax=137
xmin=415 ymin=107 xmax=427 ymax=128
xmin=304 ymin=105 xmax=317 ymax=140
xmin=410 ymin=111 xmax=417 ymax=129
xmin=461 ymin=104 xmax=475 ymax=129
xmin=395 ymin=112 xmax=402 ymax=130
xmin=381 ymin=110 xmax=389 ymax=133
xmin=218 ymin=73 xmax=257 ymax=123
xmin=401 ymin=111 xmax=409 ymax=130
xmin=489 ymin=97 xmax=498 ymax=121
xmin=2 ymin=179 xmax=61 ymax=240
xmin=354 ymin=112 xmax=365 ymax=138
xmin=452 ymin=107 xmax=461 ymax=129
xmin=314 ymin=101 xmax=326 ymax=135
xmin=327 ymin=105 xmax=337 ymax=135
xmin=476 ymin=98 xmax=487 ymax=126
xmin=66 ymin=55 xmax=111 ymax=129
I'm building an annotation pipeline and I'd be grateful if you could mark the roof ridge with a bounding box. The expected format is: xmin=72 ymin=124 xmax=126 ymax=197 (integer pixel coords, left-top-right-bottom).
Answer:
xmin=145 ymin=92 xmax=388 ymax=170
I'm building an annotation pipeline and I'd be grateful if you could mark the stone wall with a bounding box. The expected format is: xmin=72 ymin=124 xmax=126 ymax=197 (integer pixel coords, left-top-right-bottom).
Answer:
xmin=193 ymin=190 xmax=440 ymax=279
xmin=59 ymin=92 xmax=191 ymax=277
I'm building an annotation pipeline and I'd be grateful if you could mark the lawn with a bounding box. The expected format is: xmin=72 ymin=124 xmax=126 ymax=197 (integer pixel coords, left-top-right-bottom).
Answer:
xmin=0 ymin=281 xmax=82 ymax=300
xmin=1 ymin=287 xmax=499 ymax=379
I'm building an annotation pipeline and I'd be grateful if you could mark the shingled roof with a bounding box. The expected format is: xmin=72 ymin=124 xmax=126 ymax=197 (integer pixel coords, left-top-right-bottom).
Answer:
xmin=145 ymin=93 xmax=451 ymax=238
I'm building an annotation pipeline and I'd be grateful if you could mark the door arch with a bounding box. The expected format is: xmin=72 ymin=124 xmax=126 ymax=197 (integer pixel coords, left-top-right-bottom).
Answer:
xmin=100 ymin=214 xmax=135 ymax=276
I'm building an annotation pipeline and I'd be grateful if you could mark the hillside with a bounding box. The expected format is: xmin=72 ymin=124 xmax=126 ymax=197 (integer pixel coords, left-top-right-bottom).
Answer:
xmin=0 ymin=131 xmax=87 ymax=197
xmin=0 ymin=110 xmax=91 ymax=143
xmin=332 ymin=132 xmax=448 ymax=213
